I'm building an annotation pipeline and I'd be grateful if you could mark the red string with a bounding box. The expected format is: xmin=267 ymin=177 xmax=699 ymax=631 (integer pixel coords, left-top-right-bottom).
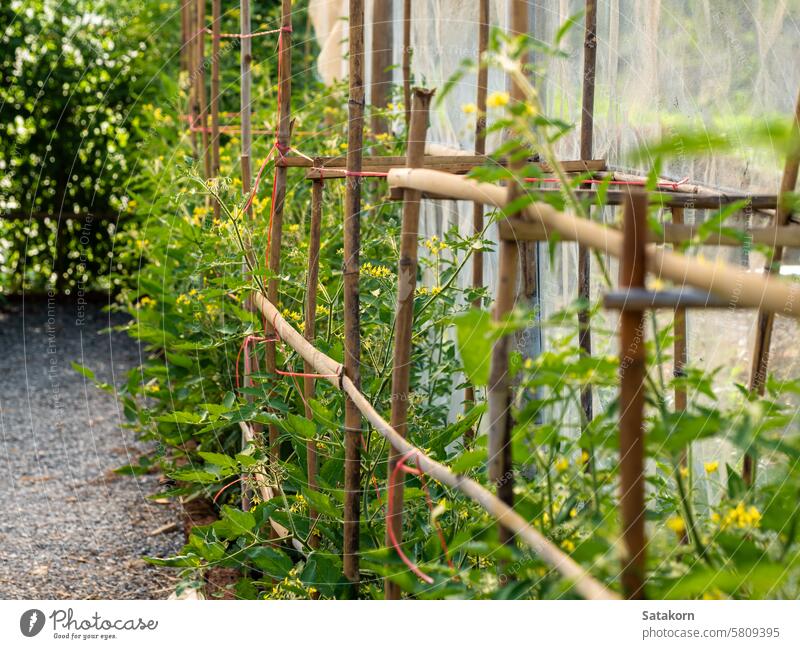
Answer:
xmin=213 ymin=476 xmax=244 ymax=503
xmin=386 ymin=450 xmax=454 ymax=585
xmin=524 ymin=176 xmax=690 ymax=191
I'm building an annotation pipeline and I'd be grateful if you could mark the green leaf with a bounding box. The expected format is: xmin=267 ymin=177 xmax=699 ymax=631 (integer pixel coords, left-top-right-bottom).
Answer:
xmin=198 ymin=451 xmax=238 ymax=470
xmin=450 ymin=448 xmax=486 ymax=473
xmin=71 ymin=362 xmax=95 ymax=380
xmin=246 ymin=546 xmax=293 ymax=579
xmin=169 ymin=469 xmax=220 ymax=484
xmin=220 ymin=505 xmax=256 ymax=536
xmin=451 ymin=309 xmax=495 ymax=387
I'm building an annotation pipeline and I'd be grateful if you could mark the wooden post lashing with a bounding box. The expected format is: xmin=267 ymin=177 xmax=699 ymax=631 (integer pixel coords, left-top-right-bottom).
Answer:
xmin=578 ymin=0 xmax=597 ymax=451
xmin=744 ymin=88 xmax=800 ymax=485
xmin=343 ymin=0 xmax=365 ymax=592
xmin=370 ymin=0 xmax=394 ymax=135
xmin=304 ymin=178 xmax=324 ymax=549
xmin=196 ymin=0 xmax=211 ymax=180
xmin=618 ymin=191 xmax=648 ymax=599
xmin=265 ymin=0 xmax=293 ymax=465
xmin=402 ymin=0 xmax=412 ymax=129
xmin=464 ymin=0 xmax=489 ymax=420
xmin=211 ymin=0 xmax=221 ymax=222
xmin=385 ymin=87 xmax=435 ymax=600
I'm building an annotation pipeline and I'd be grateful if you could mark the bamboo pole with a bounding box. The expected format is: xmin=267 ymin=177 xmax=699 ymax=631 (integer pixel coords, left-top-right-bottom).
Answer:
xmin=196 ymin=0 xmax=211 ymax=180
xmin=672 ymin=208 xmax=687 ymax=413
xmin=487 ymin=0 xmax=527 ymax=546
xmin=240 ymin=0 xmax=255 ymax=512
xmin=187 ymin=0 xmax=199 ymax=158
xmin=386 ymin=168 xmax=800 ymax=319
xmin=304 ymin=178 xmax=324 ymax=549
xmin=370 ymin=0 xmax=394 ymax=135
xmin=744 ymin=89 xmax=800 ymax=485
xmin=385 ymin=87 xmax=434 ymax=600
xmin=211 ymin=0 xmax=221 ymax=222
xmin=464 ymin=0 xmax=490 ymax=419
xmin=240 ymin=0 xmax=252 ymax=220
xmin=251 ymin=291 xmax=618 ymax=600
xmin=578 ymin=0 xmax=597 ymax=445
xmin=343 ymin=0 xmax=365 ymax=592
xmin=265 ymin=0 xmax=293 ymax=465
xmin=618 ymin=191 xmax=648 ymax=599
xmin=402 ymin=0 xmax=412 ymax=129
xmin=284 ymin=155 xmax=606 ymax=173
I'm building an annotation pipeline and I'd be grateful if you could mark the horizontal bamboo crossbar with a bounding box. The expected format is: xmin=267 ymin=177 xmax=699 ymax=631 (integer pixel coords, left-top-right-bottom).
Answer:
xmin=499 ymin=218 xmax=800 ymax=248
xmin=603 ymin=288 xmax=730 ymax=310
xmin=251 ymin=290 xmax=618 ymax=600
xmin=387 ymin=168 xmax=800 ymax=318
xmin=280 ymin=155 xmax=605 ymax=178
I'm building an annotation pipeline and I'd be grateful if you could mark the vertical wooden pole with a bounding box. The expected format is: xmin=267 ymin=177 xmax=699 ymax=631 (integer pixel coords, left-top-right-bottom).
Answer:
xmin=304 ymin=177 xmax=324 ymax=549
xmin=370 ymin=0 xmax=394 ymax=135
xmin=265 ymin=0 xmax=293 ymax=464
xmin=486 ymin=0 xmax=526 ymax=545
xmin=211 ymin=0 xmax=221 ymax=221
xmin=240 ymin=0 xmax=255 ymax=512
xmin=385 ymin=87 xmax=434 ymax=600
xmin=672 ymin=208 xmax=687 ymax=414
xmin=578 ymin=0 xmax=597 ymax=453
xmin=343 ymin=0 xmax=365 ymax=593
xmin=744 ymin=89 xmax=800 ymax=485
xmin=402 ymin=0 xmax=412 ymax=129
xmin=464 ymin=0 xmax=489 ymax=419
xmin=188 ymin=0 xmax=200 ymax=158
xmin=618 ymin=191 xmax=648 ymax=600
xmin=240 ymin=0 xmax=252 ymax=219
xmin=197 ymin=0 xmax=211 ymax=180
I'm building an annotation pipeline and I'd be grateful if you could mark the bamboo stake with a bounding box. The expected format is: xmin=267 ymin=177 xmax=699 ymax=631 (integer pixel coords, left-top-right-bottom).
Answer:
xmin=672 ymin=208 xmax=687 ymax=413
xmin=464 ymin=0 xmax=490 ymax=420
xmin=343 ymin=0 xmax=365 ymax=592
xmin=186 ymin=0 xmax=199 ymax=158
xmin=402 ymin=0 xmax=412 ymax=129
xmin=386 ymin=168 xmax=800 ymax=319
xmin=618 ymin=191 xmax=648 ymax=599
xmin=211 ymin=0 xmax=221 ymax=222
xmin=385 ymin=87 xmax=434 ymax=600
xmin=370 ymin=0 xmax=394 ymax=135
xmin=744 ymin=89 xmax=800 ymax=485
xmin=251 ymin=291 xmax=618 ymax=600
xmin=578 ymin=0 xmax=597 ymax=447
xmin=487 ymin=0 xmax=527 ymax=546
xmin=240 ymin=0 xmax=252 ymax=220
xmin=240 ymin=0 xmax=255 ymax=512
xmin=304 ymin=178 xmax=324 ymax=549
xmin=265 ymin=0 xmax=293 ymax=465
xmin=197 ymin=0 xmax=211 ymax=180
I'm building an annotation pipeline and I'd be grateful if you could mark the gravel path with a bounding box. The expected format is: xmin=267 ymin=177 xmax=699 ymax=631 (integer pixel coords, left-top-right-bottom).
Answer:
xmin=0 ymin=296 xmax=183 ymax=599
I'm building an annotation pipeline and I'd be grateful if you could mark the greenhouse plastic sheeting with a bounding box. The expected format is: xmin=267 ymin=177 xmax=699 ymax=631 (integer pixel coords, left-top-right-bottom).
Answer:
xmin=309 ymin=0 xmax=800 ymax=427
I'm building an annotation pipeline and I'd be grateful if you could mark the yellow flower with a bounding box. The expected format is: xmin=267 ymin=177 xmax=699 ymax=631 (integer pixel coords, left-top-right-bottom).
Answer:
xmin=580 ymin=450 xmax=590 ymax=465
xmin=704 ymin=461 xmax=719 ymax=474
xmin=560 ymin=539 xmax=575 ymax=552
xmin=430 ymin=286 xmax=442 ymax=296
xmin=362 ymin=261 xmax=392 ymax=279
xmin=717 ymin=502 xmax=762 ymax=531
xmin=679 ymin=466 xmax=689 ymax=478
xmin=461 ymin=102 xmax=477 ymax=114
xmin=487 ymin=91 xmax=510 ymax=108
xmin=138 ymin=296 xmax=156 ymax=308
xmin=176 ymin=294 xmax=191 ymax=306
xmin=666 ymin=516 xmax=686 ymax=535
xmin=569 ymin=508 xmax=578 ymax=519
xmin=554 ymin=457 xmax=569 ymax=473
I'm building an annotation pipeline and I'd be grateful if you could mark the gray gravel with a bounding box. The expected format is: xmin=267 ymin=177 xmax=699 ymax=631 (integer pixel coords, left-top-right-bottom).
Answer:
xmin=0 ymin=296 xmax=183 ymax=599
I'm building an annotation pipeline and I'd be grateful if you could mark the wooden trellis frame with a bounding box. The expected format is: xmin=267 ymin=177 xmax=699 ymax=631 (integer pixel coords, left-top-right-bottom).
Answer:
xmin=183 ymin=0 xmax=800 ymax=601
